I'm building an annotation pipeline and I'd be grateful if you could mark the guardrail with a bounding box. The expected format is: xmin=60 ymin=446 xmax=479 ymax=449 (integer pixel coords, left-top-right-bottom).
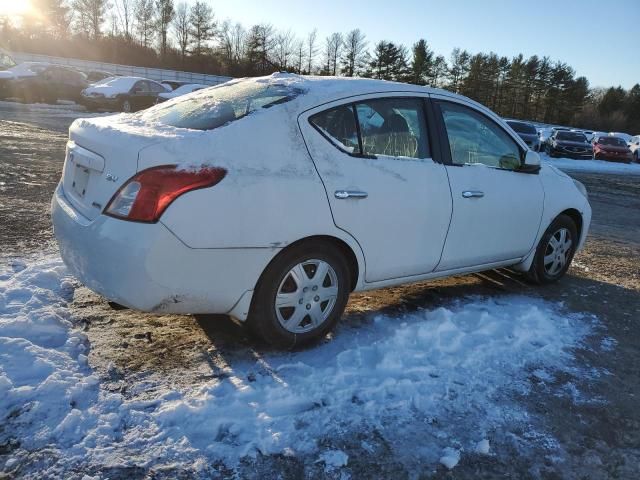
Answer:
xmin=11 ymin=52 xmax=233 ymax=86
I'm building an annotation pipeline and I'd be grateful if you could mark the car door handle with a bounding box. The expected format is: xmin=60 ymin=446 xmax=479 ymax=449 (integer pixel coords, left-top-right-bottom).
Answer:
xmin=462 ymin=191 xmax=484 ymax=199
xmin=335 ymin=190 xmax=368 ymax=199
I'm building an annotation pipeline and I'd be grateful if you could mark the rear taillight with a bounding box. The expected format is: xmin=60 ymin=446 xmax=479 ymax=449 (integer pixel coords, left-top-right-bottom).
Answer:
xmin=104 ymin=165 xmax=226 ymax=223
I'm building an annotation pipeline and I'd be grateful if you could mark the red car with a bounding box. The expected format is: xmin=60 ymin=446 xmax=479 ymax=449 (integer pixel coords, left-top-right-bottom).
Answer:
xmin=592 ymin=136 xmax=633 ymax=163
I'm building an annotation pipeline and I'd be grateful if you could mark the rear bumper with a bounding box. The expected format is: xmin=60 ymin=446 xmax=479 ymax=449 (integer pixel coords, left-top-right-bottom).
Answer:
xmin=549 ymin=147 xmax=592 ymax=159
xmin=51 ymin=184 xmax=278 ymax=317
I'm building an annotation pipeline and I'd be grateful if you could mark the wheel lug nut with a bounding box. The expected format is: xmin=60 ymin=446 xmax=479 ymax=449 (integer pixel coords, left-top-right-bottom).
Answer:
xmin=306 ymin=304 xmax=311 ymax=310
xmin=314 ymin=296 xmax=320 ymax=302
xmin=299 ymin=299 xmax=303 ymax=304
xmin=312 ymin=286 xmax=318 ymax=291
xmin=303 ymin=287 xmax=308 ymax=292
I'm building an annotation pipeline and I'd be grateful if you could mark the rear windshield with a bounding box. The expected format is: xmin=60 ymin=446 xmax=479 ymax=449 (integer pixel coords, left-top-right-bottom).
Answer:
xmin=140 ymin=80 xmax=304 ymax=131
xmin=557 ymin=131 xmax=587 ymax=142
xmin=507 ymin=121 xmax=536 ymax=134
xmin=599 ymin=137 xmax=627 ymax=146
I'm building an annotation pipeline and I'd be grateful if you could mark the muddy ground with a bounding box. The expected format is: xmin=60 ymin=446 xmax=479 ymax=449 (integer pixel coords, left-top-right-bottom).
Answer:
xmin=1 ymin=101 xmax=639 ymax=479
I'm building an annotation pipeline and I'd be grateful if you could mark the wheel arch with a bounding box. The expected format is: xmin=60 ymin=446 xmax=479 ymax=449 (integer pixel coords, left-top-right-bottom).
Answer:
xmin=560 ymin=208 xmax=583 ymax=240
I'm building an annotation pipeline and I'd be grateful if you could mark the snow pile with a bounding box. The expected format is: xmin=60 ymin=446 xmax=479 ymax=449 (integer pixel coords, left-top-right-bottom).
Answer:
xmin=0 ymin=256 xmax=99 ymax=452
xmin=1 ymin=256 xmax=598 ymax=477
xmin=542 ymin=155 xmax=640 ymax=175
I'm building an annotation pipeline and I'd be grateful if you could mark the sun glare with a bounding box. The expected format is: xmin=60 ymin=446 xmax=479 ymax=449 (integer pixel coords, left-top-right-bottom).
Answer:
xmin=0 ymin=0 xmax=32 ymax=18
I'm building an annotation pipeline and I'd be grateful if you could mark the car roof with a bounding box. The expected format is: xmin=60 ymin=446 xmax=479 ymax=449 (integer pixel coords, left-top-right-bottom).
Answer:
xmin=227 ymin=73 xmax=488 ymax=115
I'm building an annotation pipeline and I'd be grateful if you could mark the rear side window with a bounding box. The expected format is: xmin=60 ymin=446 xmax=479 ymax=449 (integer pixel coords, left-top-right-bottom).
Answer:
xmin=310 ymin=105 xmax=360 ymax=154
xmin=310 ymin=97 xmax=430 ymax=160
xmin=141 ymin=80 xmax=304 ymax=131
xmin=356 ymin=98 xmax=429 ymax=159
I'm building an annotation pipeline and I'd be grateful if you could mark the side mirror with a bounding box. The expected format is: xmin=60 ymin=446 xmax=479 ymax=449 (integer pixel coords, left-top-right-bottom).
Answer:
xmin=520 ymin=150 xmax=541 ymax=174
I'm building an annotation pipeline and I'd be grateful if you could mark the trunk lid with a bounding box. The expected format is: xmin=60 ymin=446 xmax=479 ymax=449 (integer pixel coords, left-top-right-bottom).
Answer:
xmin=61 ymin=116 xmax=167 ymax=220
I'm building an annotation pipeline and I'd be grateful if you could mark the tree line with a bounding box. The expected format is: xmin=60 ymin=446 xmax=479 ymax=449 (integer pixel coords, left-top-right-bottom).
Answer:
xmin=1 ymin=0 xmax=638 ymax=133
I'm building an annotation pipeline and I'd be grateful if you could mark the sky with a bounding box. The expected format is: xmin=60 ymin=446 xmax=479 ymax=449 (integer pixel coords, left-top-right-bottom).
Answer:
xmin=209 ymin=0 xmax=639 ymax=89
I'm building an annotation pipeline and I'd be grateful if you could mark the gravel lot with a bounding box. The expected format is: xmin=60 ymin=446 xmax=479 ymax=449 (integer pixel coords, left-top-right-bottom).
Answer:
xmin=1 ymin=101 xmax=639 ymax=479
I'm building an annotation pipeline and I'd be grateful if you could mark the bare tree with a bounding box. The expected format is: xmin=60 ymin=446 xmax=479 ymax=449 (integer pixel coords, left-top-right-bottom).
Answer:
xmin=324 ymin=32 xmax=343 ymax=76
xmin=294 ymin=38 xmax=304 ymax=74
xmin=218 ymin=20 xmax=245 ymax=70
xmin=173 ymin=1 xmax=189 ymax=60
xmin=113 ymin=0 xmax=134 ymax=41
xmin=189 ymin=0 xmax=215 ymax=59
xmin=72 ymin=0 xmax=108 ymax=39
xmin=156 ymin=0 xmax=175 ymax=57
xmin=306 ymin=29 xmax=317 ymax=74
xmin=32 ymin=0 xmax=69 ymax=39
xmin=273 ymin=30 xmax=295 ymax=70
xmin=134 ymin=0 xmax=155 ymax=48
xmin=341 ymin=29 xmax=367 ymax=77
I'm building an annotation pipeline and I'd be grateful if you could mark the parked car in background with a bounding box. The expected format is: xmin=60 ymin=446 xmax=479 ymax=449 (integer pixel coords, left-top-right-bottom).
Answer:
xmin=593 ymin=135 xmax=633 ymax=163
xmin=628 ymin=135 xmax=640 ymax=162
xmin=0 ymin=62 xmax=50 ymax=99
xmin=81 ymin=76 xmax=169 ymax=112
xmin=11 ymin=64 xmax=88 ymax=103
xmin=52 ymin=74 xmax=591 ymax=347
xmin=157 ymin=83 xmax=209 ymax=102
xmin=609 ymin=132 xmax=632 ymax=144
xmin=506 ymin=120 xmax=540 ymax=151
xmin=545 ymin=130 xmax=593 ymax=159
xmin=84 ymin=70 xmax=117 ymax=84
xmin=160 ymin=80 xmax=192 ymax=91
xmin=572 ymin=129 xmax=594 ymax=142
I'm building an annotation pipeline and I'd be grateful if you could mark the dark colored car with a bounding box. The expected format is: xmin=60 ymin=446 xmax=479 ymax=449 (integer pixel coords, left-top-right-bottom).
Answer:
xmin=506 ymin=120 xmax=540 ymax=151
xmin=545 ymin=131 xmax=593 ymax=159
xmin=592 ymin=136 xmax=633 ymax=163
xmin=12 ymin=65 xmax=89 ymax=103
xmin=81 ymin=76 xmax=169 ymax=112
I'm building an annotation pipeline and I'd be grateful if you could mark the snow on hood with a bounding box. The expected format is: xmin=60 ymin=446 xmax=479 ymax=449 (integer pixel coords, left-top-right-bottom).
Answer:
xmin=0 ymin=254 xmax=609 ymax=476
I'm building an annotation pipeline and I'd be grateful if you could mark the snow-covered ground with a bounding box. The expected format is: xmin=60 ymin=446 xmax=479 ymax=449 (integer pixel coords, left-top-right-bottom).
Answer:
xmin=542 ymin=154 xmax=640 ymax=175
xmin=0 ymin=254 xmax=607 ymax=477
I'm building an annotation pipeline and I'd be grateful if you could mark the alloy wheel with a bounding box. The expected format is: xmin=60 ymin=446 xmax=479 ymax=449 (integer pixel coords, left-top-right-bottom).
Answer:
xmin=274 ymin=259 xmax=339 ymax=334
xmin=543 ymin=228 xmax=573 ymax=276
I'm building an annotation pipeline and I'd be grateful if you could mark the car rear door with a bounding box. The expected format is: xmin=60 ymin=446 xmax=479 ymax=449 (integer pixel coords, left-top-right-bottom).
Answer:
xmin=299 ymin=94 xmax=453 ymax=283
xmin=430 ymin=94 xmax=544 ymax=271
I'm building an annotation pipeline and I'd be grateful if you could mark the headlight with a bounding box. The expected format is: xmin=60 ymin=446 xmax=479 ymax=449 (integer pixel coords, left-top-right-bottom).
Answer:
xmin=573 ymin=179 xmax=588 ymax=199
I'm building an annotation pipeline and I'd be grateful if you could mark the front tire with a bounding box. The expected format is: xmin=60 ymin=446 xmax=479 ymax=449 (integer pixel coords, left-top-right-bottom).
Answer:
xmin=121 ymin=99 xmax=132 ymax=113
xmin=526 ymin=214 xmax=578 ymax=284
xmin=248 ymin=241 xmax=351 ymax=348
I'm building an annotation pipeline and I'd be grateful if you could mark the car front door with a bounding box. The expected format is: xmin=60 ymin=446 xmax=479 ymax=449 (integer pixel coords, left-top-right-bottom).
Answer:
xmin=130 ymin=80 xmax=150 ymax=110
xmin=300 ymin=94 xmax=453 ymax=283
xmin=431 ymin=95 xmax=544 ymax=271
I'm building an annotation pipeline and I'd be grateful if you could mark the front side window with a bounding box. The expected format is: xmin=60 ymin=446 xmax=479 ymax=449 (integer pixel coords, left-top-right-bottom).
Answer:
xmin=355 ymin=98 xmax=429 ymax=159
xmin=438 ymin=101 xmax=522 ymax=170
xmin=140 ymin=79 xmax=304 ymax=131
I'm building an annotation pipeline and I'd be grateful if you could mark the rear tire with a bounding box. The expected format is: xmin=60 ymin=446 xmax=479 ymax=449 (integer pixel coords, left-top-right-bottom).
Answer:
xmin=247 ymin=241 xmax=351 ymax=348
xmin=526 ymin=214 xmax=578 ymax=285
xmin=121 ymin=100 xmax=132 ymax=113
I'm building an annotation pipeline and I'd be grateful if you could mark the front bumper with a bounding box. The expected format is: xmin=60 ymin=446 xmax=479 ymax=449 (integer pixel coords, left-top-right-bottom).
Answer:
xmin=550 ymin=146 xmax=593 ymax=159
xmin=595 ymin=151 xmax=632 ymax=163
xmin=51 ymin=184 xmax=278 ymax=316
xmin=80 ymin=95 xmax=120 ymax=111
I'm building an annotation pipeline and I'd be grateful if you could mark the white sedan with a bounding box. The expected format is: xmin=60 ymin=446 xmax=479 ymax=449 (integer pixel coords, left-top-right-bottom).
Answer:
xmin=157 ymin=83 xmax=209 ymax=101
xmin=52 ymin=74 xmax=591 ymax=347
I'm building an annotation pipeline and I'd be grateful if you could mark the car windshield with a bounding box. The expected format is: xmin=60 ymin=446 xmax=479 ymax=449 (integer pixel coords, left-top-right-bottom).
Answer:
xmin=141 ymin=79 xmax=304 ymax=131
xmin=507 ymin=121 xmax=536 ymax=134
xmin=599 ymin=137 xmax=627 ymax=147
xmin=557 ymin=131 xmax=587 ymax=142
